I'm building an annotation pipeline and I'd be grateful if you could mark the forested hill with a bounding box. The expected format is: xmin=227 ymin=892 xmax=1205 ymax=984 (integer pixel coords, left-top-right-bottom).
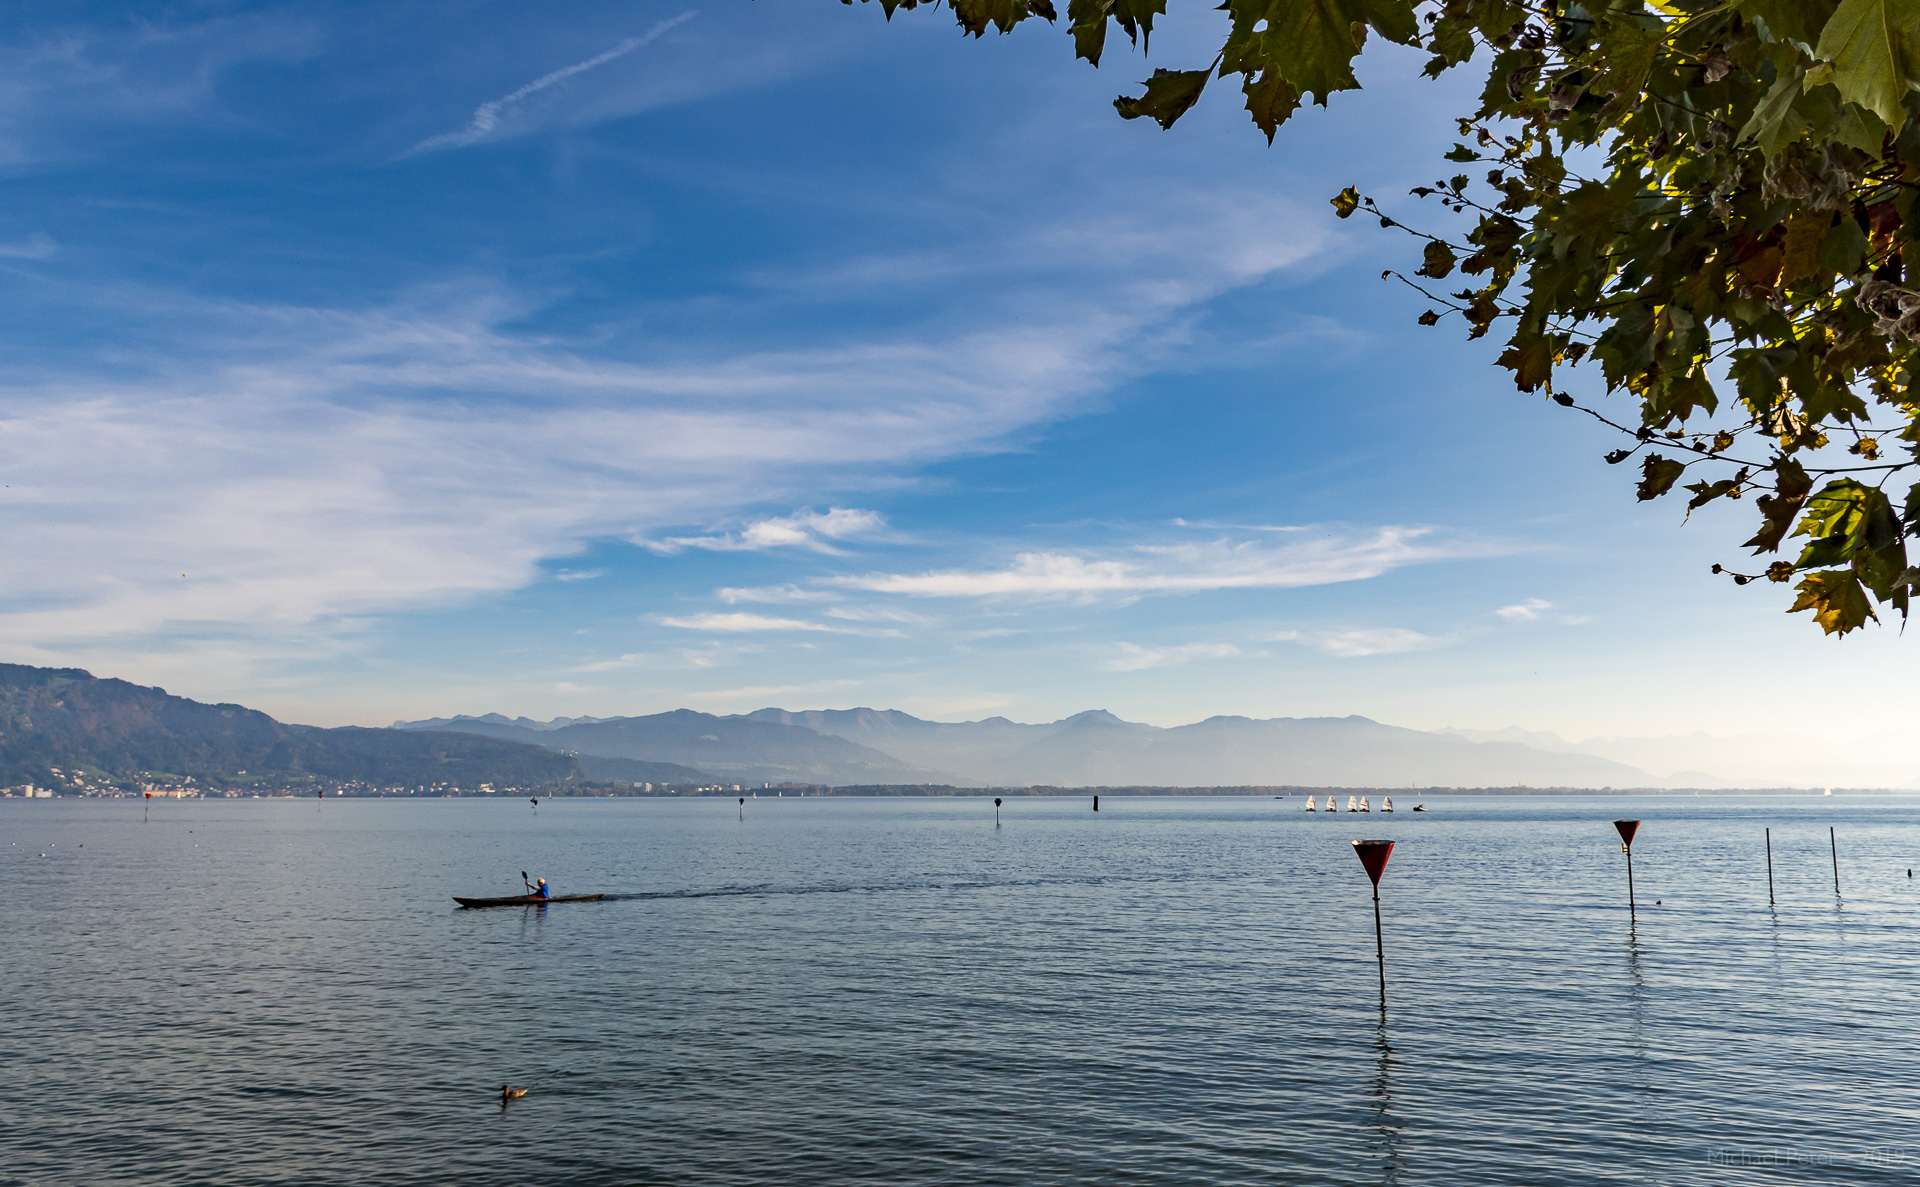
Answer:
xmin=0 ymin=663 xmax=582 ymax=789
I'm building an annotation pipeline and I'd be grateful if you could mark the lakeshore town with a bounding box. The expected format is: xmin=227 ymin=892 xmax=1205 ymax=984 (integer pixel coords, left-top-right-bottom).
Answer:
xmin=0 ymin=776 xmax=822 ymax=798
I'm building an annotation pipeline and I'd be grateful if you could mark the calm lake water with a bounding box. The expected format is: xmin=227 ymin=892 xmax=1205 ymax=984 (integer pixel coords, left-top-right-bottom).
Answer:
xmin=4 ymin=794 xmax=1918 ymax=1185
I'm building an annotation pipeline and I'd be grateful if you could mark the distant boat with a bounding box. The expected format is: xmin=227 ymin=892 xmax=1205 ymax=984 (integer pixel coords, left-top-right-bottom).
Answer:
xmin=1824 ymin=788 xmax=1833 ymax=796
xmin=1359 ymin=795 xmax=1370 ymax=812
xmin=1305 ymin=797 xmax=1316 ymax=812
xmin=1326 ymin=795 xmax=1338 ymax=812
xmin=1346 ymin=795 xmax=1358 ymax=813
xmin=1382 ymin=797 xmax=1393 ymax=812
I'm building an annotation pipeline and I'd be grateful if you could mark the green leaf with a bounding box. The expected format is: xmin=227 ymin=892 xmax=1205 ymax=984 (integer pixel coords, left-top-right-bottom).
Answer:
xmin=1114 ymin=67 xmax=1210 ymax=129
xmin=1814 ymin=0 xmax=1920 ymax=126
xmin=1738 ymin=63 xmax=1811 ymax=156
xmin=1330 ymin=185 xmax=1360 ymax=219
xmin=1264 ymin=0 xmax=1371 ymax=104
xmin=950 ymin=0 xmax=1056 ymax=36
xmin=1739 ymin=0 xmax=1840 ymax=47
xmin=1637 ymin=454 xmax=1687 ymax=500
xmin=1497 ymin=335 xmax=1554 ymax=390
xmin=1416 ymin=240 xmax=1457 ymax=278
xmin=1242 ymin=70 xmax=1302 ymax=143
xmin=1067 ymin=0 xmax=1111 ymax=63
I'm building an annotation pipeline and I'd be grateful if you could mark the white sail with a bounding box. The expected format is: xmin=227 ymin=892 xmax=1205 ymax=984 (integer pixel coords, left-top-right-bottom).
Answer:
xmin=1326 ymin=795 xmax=1337 ymax=811
xmin=1305 ymin=797 xmax=1316 ymax=811
xmin=1382 ymin=797 xmax=1393 ymax=812
xmin=1359 ymin=795 xmax=1370 ymax=812
xmin=1346 ymin=795 xmax=1358 ymax=812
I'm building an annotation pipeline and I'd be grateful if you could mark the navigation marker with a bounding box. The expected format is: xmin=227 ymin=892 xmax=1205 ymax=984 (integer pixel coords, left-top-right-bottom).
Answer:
xmin=739 ymin=797 xmax=745 ymax=821
xmin=1093 ymin=795 xmax=1099 ymax=812
xmin=1830 ymin=826 xmax=1841 ymax=897
xmin=1614 ymin=820 xmax=1641 ymax=922
xmin=1765 ymin=828 xmax=1775 ymax=907
xmin=1351 ymin=839 xmax=1395 ymax=997
xmin=994 ymin=797 xmax=1002 ymax=825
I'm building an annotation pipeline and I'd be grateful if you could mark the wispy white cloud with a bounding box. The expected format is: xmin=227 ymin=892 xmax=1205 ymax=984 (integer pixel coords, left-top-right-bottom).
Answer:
xmin=823 ymin=604 xmax=929 ymax=623
xmin=829 ymin=529 xmax=1493 ymax=599
xmin=645 ymin=507 xmax=884 ymax=554
xmin=658 ymin=612 xmax=857 ymax=634
xmin=686 ymin=679 xmax=857 ymax=701
xmin=1104 ymin=642 xmax=1242 ymax=671
xmin=0 ymin=233 xmax=56 ymax=259
xmin=1496 ymin=597 xmax=1588 ymax=624
xmin=715 ymin=584 xmax=841 ymax=604
xmin=1308 ymin=628 xmax=1451 ymax=659
xmin=0 ymin=178 xmax=1330 ymax=680
xmin=408 ymin=13 xmax=698 ymax=154
xmin=554 ymin=567 xmax=605 ymax=582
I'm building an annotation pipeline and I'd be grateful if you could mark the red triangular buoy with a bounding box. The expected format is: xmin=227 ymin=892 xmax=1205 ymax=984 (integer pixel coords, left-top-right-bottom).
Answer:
xmin=1352 ymin=839 xmax=1394 ymax=885
xmin=1614 ymin=820 xmax=1641 ymax=848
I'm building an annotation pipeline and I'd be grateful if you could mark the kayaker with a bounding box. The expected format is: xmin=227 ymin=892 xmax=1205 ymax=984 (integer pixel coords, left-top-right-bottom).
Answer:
xmin=525 ymin=876 xmax=550 ymax=899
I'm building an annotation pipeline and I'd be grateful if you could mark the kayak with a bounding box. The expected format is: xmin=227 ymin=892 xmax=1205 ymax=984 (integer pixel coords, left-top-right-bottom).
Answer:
xmin=454 ymin=893 xmax=605 ymax=908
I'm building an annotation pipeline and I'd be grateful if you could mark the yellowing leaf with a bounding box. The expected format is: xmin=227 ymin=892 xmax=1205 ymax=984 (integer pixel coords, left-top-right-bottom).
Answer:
xmin=1789 ymin=569 xmax=1878 ymax=634
xmin=1780 ymin=211 xmax=1830 ymax=285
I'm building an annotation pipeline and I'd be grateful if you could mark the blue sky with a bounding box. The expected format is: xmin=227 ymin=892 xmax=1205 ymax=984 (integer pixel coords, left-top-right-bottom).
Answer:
xmin=0 ymin=0 xmax=1913 ymax=775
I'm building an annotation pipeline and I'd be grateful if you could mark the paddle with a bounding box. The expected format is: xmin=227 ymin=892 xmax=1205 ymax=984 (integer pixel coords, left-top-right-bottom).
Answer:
xmin=522 ymin=870 xmax=531 ymax=896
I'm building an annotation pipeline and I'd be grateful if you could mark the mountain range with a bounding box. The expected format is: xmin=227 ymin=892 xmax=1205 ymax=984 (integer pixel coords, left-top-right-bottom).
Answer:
xmin=8 ymin=659 xmax=1897 ymax=792
xmin=0 ymin=664 xmax=588 ymax=790
xmin=394 ymin=706 xmax=1655 ymax=788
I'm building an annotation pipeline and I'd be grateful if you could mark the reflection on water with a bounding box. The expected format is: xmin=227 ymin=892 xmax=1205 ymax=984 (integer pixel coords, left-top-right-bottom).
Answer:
xmin=4 ymin=794 xmax=1919 ymax=1185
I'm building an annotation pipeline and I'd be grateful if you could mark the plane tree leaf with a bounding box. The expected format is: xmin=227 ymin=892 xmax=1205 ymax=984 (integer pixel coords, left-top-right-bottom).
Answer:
xmin=840 ymin=0 xmax=1920 ymax=635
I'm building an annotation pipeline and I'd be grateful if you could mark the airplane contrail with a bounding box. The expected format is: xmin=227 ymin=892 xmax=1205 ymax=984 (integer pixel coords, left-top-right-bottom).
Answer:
xmin=410 ymin=11 xmax=698 ymax=154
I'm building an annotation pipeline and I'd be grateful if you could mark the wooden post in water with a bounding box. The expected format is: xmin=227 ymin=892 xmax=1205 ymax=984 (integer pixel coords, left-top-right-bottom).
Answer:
xmin=1765 ymin=828 xmax=1775 ymax=907
xmin=1613 ymin=821 xmax=1641 ymax=923
xmin=1093 ymin=795 xmax=1099 ymax=812
xmin=1830 ymin=826 xmax=1840 ymax=896
xmin=1351 ymin=840 xmax=1395 ymax=998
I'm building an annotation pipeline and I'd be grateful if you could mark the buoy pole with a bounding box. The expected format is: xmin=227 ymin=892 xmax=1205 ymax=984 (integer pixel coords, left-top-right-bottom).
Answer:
xmin=1831 ymin=826 xmax=1840 ymax=896
xmin=1613 ymin=821 xmax=1641 ymax=924
xmin=1765 ymin=827 xmax=1775 ymax=907
xmin=1093 ymin=795 xmax=1099 ymax=812
xmin=1371 ymin=881 xmax=1385 ymax=995
xmin=1351 ymin=840 xmax=1395 ymax=1000
xmin=739 ymin=796 xmax=744 ymax=821
xmin=994 ymin=797 xmax=1002 ymax=825
xmin=144 ymin=791 xmax=150 ymax=824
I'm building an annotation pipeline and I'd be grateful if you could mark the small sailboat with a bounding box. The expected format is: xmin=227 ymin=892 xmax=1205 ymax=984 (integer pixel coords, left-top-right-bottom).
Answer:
xmin=1346 ymin=795 xmax=1359 ymax=813
xmin=1305 ymin=796 xmax=1316 ymax=812
xmin=1325 ymin=795 xmax=1338 ymax=812
xmin=1382 ymin=797 xmax=1393 ymax=812
xmin=1359 ymin=795 xmax=1370 ymax=812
